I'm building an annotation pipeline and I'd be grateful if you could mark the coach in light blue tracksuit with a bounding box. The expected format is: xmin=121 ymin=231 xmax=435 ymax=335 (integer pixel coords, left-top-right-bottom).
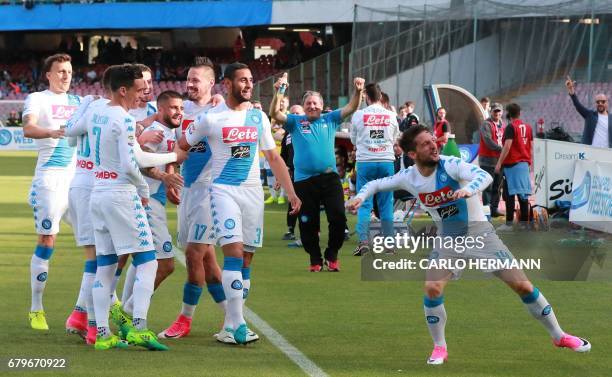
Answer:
xmin=350 ymin=83 xmax=400 ymax=256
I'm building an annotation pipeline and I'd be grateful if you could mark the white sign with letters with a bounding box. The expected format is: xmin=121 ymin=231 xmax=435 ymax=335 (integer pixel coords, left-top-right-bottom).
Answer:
xmin=533 ymin=139 xmax=612 ymax=208
xmin=569 ymin=160 xmax=612 ymax=234
xmin=0 ymin=127 xmax=36 ymax=151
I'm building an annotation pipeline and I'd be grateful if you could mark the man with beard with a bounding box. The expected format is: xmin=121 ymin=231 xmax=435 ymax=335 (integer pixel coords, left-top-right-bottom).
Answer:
xmin=178 ymin=62 xmax=301 ymax=344
xmin=566 ymin=76 xmax=611 ymax=148
xmin=159 ymin=57 xmax=230 ymax=341
xmin=347 ymin=124 xmax=591 ymax=365
xmin=119 ymin=90 xmax=185 ymax=319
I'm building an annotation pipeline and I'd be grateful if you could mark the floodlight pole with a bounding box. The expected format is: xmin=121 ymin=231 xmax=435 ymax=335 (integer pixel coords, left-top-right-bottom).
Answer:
xmin=586 ymin=0 xmax=594 ymax=86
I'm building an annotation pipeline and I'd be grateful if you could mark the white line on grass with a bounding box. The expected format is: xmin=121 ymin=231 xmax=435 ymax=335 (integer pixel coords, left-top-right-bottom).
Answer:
xmin=174 ymin=248 xmax=328 ymax=377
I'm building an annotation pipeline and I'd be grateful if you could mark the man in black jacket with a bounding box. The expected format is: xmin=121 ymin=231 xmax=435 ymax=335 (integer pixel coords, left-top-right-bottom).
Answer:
xmin=566 ymin=76 xmax=611 ymax=148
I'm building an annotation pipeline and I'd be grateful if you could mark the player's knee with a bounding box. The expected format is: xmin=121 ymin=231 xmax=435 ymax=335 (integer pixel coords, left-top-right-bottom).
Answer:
xmin=38 ymin=235 xmax=55 ymax=248
xmin=424 ymin=282 xmax=444 ymax=298
xmin=512 ymin=281 xmax=533 ymax=297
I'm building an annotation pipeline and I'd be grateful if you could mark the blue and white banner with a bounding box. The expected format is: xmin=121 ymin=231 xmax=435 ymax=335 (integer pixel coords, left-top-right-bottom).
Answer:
xmin=0 ymin=1 xmax=272 ymax=31
xmin=569 ymin=159 xmax=612 ymax=234
xmin=0 ymin=127 xmax=36 ymax=151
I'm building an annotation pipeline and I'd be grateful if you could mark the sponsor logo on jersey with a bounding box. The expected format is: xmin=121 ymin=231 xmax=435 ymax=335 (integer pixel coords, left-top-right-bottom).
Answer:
xmin=369 ymin=130 xmax=384 ymax=139
xmin=367 ymin=146 xmax=387 ymax=153
xmin=51 ymin=105 xmax=78 ymax=120
xmin=95 ymin=171 xmax=118 ymax=180
xmin=363 ymin=114 xmax=391 ymax=127
xmin=419 ymin=186 xmax=455 ymax=207
xmin=231 ymin=145 xmax=250 ymax=159
xmin=76 ymin=159 xmax=94 ymax=170
xmin=222 ymin=126 xmax=258 ymax=143
xmin=437 ymin=204 xmax=459 ymax=219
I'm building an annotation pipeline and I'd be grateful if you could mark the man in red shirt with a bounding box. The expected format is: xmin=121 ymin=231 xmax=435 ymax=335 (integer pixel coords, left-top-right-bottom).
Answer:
xmin=495 ymin=103 xmax=533 ymax=230
xmin=433 ymin=107 xmax=450 ymax=149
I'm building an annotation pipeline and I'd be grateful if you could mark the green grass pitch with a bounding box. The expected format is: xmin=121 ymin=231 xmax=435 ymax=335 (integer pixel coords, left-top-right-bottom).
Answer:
xmin=0 ymin=151 xmax=610 ymax=376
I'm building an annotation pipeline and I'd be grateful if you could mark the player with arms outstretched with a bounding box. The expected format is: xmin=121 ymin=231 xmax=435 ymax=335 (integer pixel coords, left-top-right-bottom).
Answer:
xmin=347 ymin=125 xmax=591 ymax=365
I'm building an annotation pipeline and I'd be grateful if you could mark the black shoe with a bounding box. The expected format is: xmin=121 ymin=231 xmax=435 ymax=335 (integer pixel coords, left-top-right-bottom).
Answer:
xmin=352 ymin=242 xmax=370 ymax=256
xmin=282 ymin=232 xmax=296 ymax=240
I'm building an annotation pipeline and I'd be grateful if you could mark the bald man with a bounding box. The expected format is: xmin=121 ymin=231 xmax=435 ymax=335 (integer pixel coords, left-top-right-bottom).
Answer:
xmin=566 ymin=76 xmax=611 ymax=148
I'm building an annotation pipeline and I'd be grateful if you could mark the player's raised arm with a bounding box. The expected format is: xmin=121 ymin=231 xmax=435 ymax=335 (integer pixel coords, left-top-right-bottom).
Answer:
xmin=340 ymin=77 xmax=365 ymax=119
xmin=270 ymin=73 xmax=288 ymax=125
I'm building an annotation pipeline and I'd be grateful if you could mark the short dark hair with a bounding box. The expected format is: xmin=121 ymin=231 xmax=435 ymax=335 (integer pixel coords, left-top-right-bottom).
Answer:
xmin=157 ymin=90 xmax=182 ymax=105
xmin=365 ymin=83 xmax=382 ymax=102
xmin=399 ymin=124 xmax=430 ymax=153
xmin=405 ymin=101 xmax=415 ymax=108
xmin=134 ymin=64 xmax=152 ymax=75
xmin=43 ymin=53 xmax=71 ymax=75
xmin=224 ymin=62 xmax=250 ymax=80
xmin=506 ymin=103 xmax=521 ymax=119
xmin=109 ymin=64 xmax=143 ymax=92
xmin=192 ymin=56 xmax=214 ymax=70
xmin=381 ymin=92 xmax=390 ymax=104
xmin=480 ymin=96 xmax=490 ymax=103
xmin=101 ymin=65 xmax=117 ymax=91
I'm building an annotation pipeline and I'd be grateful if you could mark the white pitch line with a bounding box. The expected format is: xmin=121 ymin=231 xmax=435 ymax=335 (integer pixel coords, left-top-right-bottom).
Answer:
xmin=174 ymin=248 xmax=328 ymax=377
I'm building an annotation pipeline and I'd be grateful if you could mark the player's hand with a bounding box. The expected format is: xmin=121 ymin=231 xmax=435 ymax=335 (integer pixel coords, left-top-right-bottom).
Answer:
xmin=287 ymin=193 xmax=302 ymax=215
xmin=353 ymin=77 xmax=365 ymax=93
xmin=141 ymin=197 xmax=149 ymax=208
xmin=494 ymin=163 xmax=502 ymax=174
xmin=345 ymin=197 xmax=363 ymax=214
xmin=138 ymin=114 xmax=156 ymax=130
xmin=138 ymin=130 xmax=163 ymax=146
xmin=451 ymin=189 xmax=472 ymax=200
xmin=173 ymin=143 xmax=188 ymax=164
xmin=167 ymin=186 xmax=181 ymax=205
xmin=161 ymin=172 xmax=184 ymax=190
xmin=274 ymin=72 xmax=288 ymax=91
xmin=565 ymin=75 xmax=576 ymax=95
xmin=211 ymin=94 xmax=225 ymax=107
xmin=48 ymin=128 xmax=65 ymax=139
xmin=273 ymin=181 xmax=281 ymax=191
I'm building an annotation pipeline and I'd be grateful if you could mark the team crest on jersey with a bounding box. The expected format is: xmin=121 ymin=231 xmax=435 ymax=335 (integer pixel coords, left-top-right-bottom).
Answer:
xmin=222 ymin=127 xmax=258 ymax=144
xmin=231 ymin=279 xmax=243 ymax=290
xmin=162 ymin=241 xmax=173 ymax=252
xmin=439 ymin=172 xmax=448 ymax=182
xmin=250 ymin=114 xmax=261 ymax=124
xmin=37 ymin=272 xmax=48 ymax=282
xmin=363 ymin=114 xmax=391 ymax=127
xmin=51 ymin=105 xmax=77 ymax=120
xmin=181 ymin=119 xmax=194 ymax=135
xmin=419 ymin=186 xmax=455 ymax=207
